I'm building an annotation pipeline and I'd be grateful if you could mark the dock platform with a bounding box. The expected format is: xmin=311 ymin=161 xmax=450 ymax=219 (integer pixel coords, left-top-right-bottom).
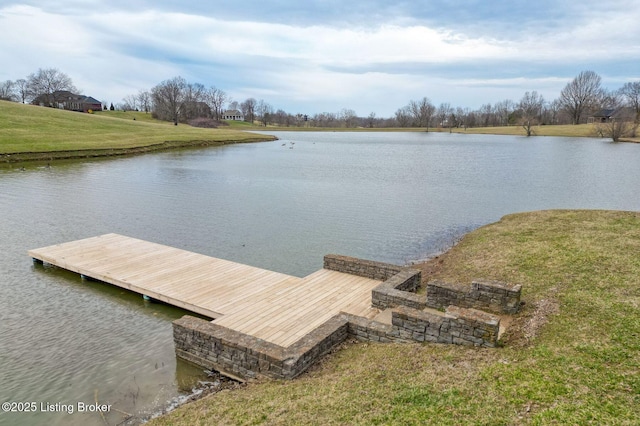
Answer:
xmin=29 ymin=234 xmax=381 ymax=348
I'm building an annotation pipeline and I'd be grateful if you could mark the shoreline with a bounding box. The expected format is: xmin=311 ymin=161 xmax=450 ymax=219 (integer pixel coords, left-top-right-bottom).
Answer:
xmin=3 ymin=129 xmax=637 ymax=164
xmin=0 ymin=136 xmax=278 ymax=164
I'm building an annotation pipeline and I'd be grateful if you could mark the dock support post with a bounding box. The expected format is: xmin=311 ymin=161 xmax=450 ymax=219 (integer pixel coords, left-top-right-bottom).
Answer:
xmin=32 ymin=258 xmax=44 ymax=265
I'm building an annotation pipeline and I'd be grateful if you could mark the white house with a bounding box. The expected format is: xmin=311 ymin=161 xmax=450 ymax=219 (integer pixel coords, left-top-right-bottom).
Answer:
xmin=222 ymin=109 xmax=244 ymax=121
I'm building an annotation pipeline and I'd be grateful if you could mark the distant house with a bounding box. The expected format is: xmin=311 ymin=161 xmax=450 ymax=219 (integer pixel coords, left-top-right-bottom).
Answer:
xmin=222 ymin=109 xmax=244 ymax=121
xmin=588 ymin=107 xmax=635 ymax=123
xmin=33 ymin=90 xmax=102 ymax=112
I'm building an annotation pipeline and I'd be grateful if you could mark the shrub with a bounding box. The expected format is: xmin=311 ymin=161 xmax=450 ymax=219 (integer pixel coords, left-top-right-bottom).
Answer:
xmin=187 ymin=117 xmax=229 ymax=128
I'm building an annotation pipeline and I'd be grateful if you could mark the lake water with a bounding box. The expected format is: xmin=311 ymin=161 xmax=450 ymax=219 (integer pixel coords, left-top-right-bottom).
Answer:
xmin=1 ymin=131 xmax=639 ymax=425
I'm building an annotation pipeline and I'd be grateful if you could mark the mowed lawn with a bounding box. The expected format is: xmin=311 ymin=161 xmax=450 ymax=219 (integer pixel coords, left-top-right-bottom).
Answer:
xmin=149 ymin=210 xmax=639 ymax=426
xmin=0 ymin=100 xmax=273 ymax=154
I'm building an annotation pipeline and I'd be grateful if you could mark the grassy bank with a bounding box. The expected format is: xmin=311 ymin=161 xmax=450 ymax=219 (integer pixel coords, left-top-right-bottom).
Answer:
xmin=149 ymin=210 xmax=639 ymax=425
xmin=230 ymin=121 xmax=640 ymax=142
xmin=0 ymin=101 xmax=276 ymax=162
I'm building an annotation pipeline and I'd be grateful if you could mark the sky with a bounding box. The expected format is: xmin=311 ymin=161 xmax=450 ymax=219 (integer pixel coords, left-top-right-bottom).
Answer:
xmin=1 ymin=0 xmax=639 ymax=117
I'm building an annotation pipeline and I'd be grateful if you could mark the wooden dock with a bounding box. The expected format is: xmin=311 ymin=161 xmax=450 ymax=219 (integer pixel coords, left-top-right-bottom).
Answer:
xmin=29 ymin=234 xmax=381 ymax=347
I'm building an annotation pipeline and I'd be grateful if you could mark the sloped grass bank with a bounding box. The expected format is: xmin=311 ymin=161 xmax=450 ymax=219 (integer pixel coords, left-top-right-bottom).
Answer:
xmin=149 ymin=210 xmax=639 ymax=425
xmin=0 ymin=101 xmax=275 ymax=162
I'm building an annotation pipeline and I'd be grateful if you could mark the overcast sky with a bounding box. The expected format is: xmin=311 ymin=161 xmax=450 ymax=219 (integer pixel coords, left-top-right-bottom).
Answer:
xmin=1 ymin=1 xmax=639 ymax=116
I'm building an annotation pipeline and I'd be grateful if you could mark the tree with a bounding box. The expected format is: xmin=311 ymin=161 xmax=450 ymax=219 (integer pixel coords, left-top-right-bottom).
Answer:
xmin=181 ymin=82 xmax=208 ymax=120
xmin=151 ymin=76 xmax=187 ymax=124
xmin=619 ymin=81 xmax=640 ymax=121
xmin=494 ymin=99 xmax=516 ymax=126
xmin=0 ymin=80 xmax=15 ymax=101
xmin=137 ymin=90 xmax=152 ymax=113
xmin=14 ymin=79 xmax=28 ymax=103
xmin=593 ymin=96 xmax=637 ymax=142
xmin=121 ymin=94 xmax=138 ymax=111
xmin=206 ymin=86 xmax=227 ymax=120
xmin=436 ymin=103 xmax=452 ymax=128
xmin=408 ymin=97 xmax=435 ymax=129
xmin=518 ymin=91 xmax=545 ymax=136
xmin=27 ymin=68 xmax=77 ymax=107
xmin=256 ymin=99 xmax=273 ymax=126
xmin=394 ymin=106 xmax=412 ymax=127
xmin=557 ymin=70 xmax=603 ymax=124
xmin=366 ymin=112 xmax=376 ymax=128
xmin=339 ymin=108 xmax=358 ymax=128
xmin=240 ymin=98 xmax=257 ymax=123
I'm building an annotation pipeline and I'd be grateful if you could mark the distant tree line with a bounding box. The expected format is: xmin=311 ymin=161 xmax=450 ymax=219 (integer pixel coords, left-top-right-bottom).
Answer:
xmin=2 ymin=68 xmax=638 ymax=139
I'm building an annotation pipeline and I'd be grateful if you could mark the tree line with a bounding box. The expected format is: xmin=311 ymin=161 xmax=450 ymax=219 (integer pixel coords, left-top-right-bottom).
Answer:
xmin=2 ymin=68 xmax=639 ymax=139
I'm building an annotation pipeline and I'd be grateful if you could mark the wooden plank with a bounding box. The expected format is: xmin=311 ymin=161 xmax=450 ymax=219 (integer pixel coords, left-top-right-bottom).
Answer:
xmin=29 ymin=234 xmax=384 ymax=347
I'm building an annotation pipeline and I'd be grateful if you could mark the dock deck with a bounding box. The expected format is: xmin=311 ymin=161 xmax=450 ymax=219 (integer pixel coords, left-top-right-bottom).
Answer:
xmin=29 ymin=234 xmax=381 ymax=347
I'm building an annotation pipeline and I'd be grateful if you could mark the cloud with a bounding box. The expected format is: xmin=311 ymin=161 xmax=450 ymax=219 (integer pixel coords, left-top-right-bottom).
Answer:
xmin=1 ymin=1 xmax=639 ymax=115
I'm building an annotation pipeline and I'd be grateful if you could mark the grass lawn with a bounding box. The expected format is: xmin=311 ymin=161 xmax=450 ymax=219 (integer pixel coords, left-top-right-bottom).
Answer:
xmin=149 ymin=210 xmax=639 ymax=425
xmin=0 ymin=101 xmax=275 ymax=161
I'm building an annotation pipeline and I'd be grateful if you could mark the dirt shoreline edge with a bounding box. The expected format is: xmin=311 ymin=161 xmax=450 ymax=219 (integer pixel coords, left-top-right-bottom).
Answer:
xmin=0 ymin=136 xmax=278 ymax=163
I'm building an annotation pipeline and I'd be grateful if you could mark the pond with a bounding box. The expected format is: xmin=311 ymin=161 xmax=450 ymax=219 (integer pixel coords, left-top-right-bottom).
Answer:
xmin=1 ymin=131 xmax=639 ymax=425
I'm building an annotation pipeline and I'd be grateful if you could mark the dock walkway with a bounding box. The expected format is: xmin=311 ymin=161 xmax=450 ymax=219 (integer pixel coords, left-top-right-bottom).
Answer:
xmin=29 ymin=234 xmax=381 ymax=347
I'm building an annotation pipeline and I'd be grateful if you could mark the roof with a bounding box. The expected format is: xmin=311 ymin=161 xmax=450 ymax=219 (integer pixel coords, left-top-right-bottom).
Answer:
xmin=82 ymin=96 xmax=102 ymax=104
xmin=592 ymin=107 xmax=635 ymax=119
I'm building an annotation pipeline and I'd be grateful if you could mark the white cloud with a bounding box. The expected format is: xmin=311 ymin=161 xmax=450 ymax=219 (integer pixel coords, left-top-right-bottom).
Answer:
xmin=1 ymin=2 xmax=639 ymax=115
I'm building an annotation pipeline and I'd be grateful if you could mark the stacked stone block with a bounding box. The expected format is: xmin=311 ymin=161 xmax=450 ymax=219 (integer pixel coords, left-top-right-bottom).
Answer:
xmin=426 ymin=279 xmax=522 ymax=314
xmin=173 ymin=315 xmax=349 ymax=381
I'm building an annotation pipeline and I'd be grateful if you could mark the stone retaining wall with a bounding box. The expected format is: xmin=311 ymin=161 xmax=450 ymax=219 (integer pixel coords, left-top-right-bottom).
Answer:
xmin=174 ymin=305 xmax=500 ymax=380
xmin=426 ymin=279 xmax=522 ymax=314
xmin=173 ymin=315 xmax=349 ymax=381
xmin=323 ymin=254 xmax=423 ymax=310
xmin=323 ymin=254 xmax=406 ymax=281
xmin=344 ymin=305 xmax=500 ymax=347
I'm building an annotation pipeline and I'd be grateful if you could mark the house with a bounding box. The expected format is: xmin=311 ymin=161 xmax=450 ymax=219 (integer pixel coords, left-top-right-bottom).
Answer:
xmin=33 ymin=91 xmax=102 ymax=112
xmin=222 ymin=109 xmax=244 ymax=121
xmin=588 ymin=107 xmax=635 ymax=123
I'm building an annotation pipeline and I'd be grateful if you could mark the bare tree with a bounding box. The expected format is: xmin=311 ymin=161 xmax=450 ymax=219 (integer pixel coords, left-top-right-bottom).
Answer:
xmin=0 ymin=80 xmax=15 ymax=101
xmin=151 ymin=76 xmax=187 ymax=124
xmin=339 ymin=108 xmax=358 ymax=128
xmin=206 ymin=86 xmax=227 ymax=120
xmin=619 ymin=81 xmax=640 ymax=121
xmin=121 ymin=94 xmax=138 ymax=111
xmin=477 ymin=103 xmax=496 ymax=127
xmin=494 ymin=99 xmax=516 ymax=126
xmin=408 ymin=97 xmax=435 ymax=129
xmin=366 ymin=112 xmax=376 ymax=128
xmin=137 ymin=90 xmax=151 ymax=113
xmin=240 ymin=98 xmax=257 ymax=123
xmin=15 ymin=79 xmax=28 ymax=103
xmin=394 ymin=106 xmax=412 ymax=127
xmin=273 ymin=109 xmax=294 ymax=126
xmin=27 ymin=68 xmax=77 ymax=107
xmin=436 ymin=103 xmax=452 ymax=128
xmin=256 ymin=99 xmax=273 ymax=126
xmin=593 ymin=96 xmax=637 ymax=141
xmin=519 ymin=91 xmax=545 ymax=136
xmin=557 ymin=70 xmax=604 ymax=124
xmin=181 ymin=82 xmax=209 ymax=119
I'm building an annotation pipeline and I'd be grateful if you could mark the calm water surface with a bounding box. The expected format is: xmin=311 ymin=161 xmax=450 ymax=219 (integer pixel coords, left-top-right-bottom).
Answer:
xmin=1 ymin=132 xmax=639 ymax=425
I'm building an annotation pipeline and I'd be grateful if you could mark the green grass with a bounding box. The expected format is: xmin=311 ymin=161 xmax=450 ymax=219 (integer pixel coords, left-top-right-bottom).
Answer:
xmin=0 ymin=100 xmax=275 ymax=160
xmin=149 ymin=210 xmax=640 ymax=426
